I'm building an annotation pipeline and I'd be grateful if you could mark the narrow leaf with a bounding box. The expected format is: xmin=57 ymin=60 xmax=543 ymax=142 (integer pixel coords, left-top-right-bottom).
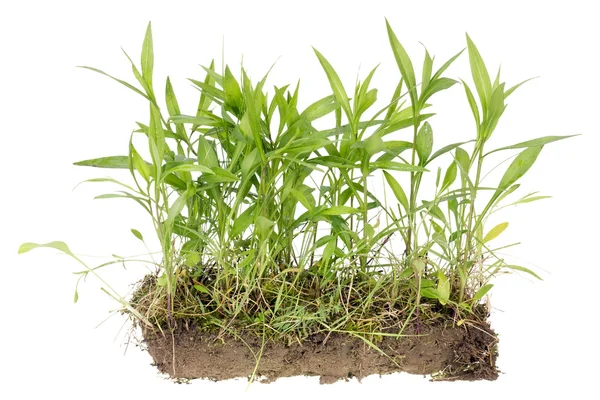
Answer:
xmin=18 ymin=241 xmax=75 ymax=256
xmin=131 ymin=229 xmax=144 ymax=241
xmin=141 ymin=22 xmax=154 ymax=88
xmin=313 ymin=48 xmax=352 ymax=121
xmin=386 ymin=20 xmax=417 ymax=105
xmin=383 ymin=171 xmax=409 ymax=212
xmin=320 ymin=206 xmax=361 ymax=216
xmin=504 ymin=265 xmax=542 ymax=280
xmin=483 ymin=222 xmax=508 ymax=243
xmin=472 ymin=284 xmax=493 ymax=303
xmin=74 ymin=156 xmax=130 ymax=169
xmin=466 ymin=34 xmax=492 ymax=110
xmin=416 ymin=122 xmax=433 ymax=163
xmin=497 ymin=146 xmax=542 ymax=192
xmin=484 ymin=135 xmax=578 ymax=157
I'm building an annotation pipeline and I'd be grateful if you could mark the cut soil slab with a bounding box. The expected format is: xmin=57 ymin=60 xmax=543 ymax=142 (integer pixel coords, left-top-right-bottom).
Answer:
xmin=143 ymin=321 xmax=499 ymax=383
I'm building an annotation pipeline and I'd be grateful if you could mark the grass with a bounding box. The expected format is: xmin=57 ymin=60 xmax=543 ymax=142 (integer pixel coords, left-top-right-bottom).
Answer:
xmin=20 ymin=21 xmax=575 ymax=345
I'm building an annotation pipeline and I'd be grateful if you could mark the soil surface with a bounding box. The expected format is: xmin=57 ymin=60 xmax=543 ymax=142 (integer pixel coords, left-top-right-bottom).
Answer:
xmin=143 ymin=321 xmax=498 ymax=383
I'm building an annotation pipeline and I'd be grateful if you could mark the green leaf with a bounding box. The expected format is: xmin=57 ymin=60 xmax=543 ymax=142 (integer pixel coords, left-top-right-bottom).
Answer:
xmin=483 ymin=222 xmax=508 ymax=243
xmin=322 ymin=238 xmax=336 ymax=266
xmin=231 ymin=205 xmax=256 ymax=237
xmin=441 ymin=161 xmax=457 ymax=192
xmin=197 ymin=136 xmax=219 ymax=168
xmin=484 ymin=135 xmax=578 ymax=157
xmin=386 ymin=20 xmax=417 ymax=105
xmin=371 ymin=160 xmax=428 ymax=173
xmin=255 ymin=216 xmax=275 ymax=236
xmin=449 ymin=229 xmax=467 ymax=242
xmin=165 ymin=77 xmax=181 ymax=116
xmin=461 ymin=80 xmax=481 ymax=129
xmin=223 ymin=66 xmax=244 ymax=115
xmin=313 ymin=48 xmax=352 ymax=121
xmin=241 ymin=147 xmax=260 ymax=177
xmin=320 ymin=206 xmax=361 ymax=216
xmin=437 ymin=270 xmax=450 ymax=305
xmin=130 ymin=145 xmax=151 ymax=182
xmin=482 ymin=83 xmax=506 ymax=138
xmin=166 ymin=194 xmax=187 ymax=226
xmin=421 ymin=49 xmax=433 ymax=95
xmin=497 ymin=146 xmax=542 ymax=192
xmin=421 ymin=270 xmax=450 ymax=305
xmin=185 ymin=252 xmax=201 ymax=267
xmin=385 ymin=80 xmax=404 ymax=120
xmin=466 ymin=34 xmax=492 ymax=111
xmin=383 ymin=171 xmax=409 ymax=213
xmin=163 ymin=162 xmax=213 ymax=175
xmin=301 ymin=95 xmax=339 ymax=122
xmin=505 ymin=77 xmax=537 ymax=98
xmin=148 ymin=104 xmax=166 ymax=166
xmin=416 ymin=122 xmax=433 ymax=163
xmin=74 ymin=156 xmax=130 ymax=169
xmin=514 ymin=195 xmax=551 ymax=204
xmin=356 ymin=88 xmax=378 ymax=120
xmin=18 ymin=241 xmax=75 ymax=257
xmin=362 ymin=134 xmax=386 ymax=156
xmin=472 ymin=284 xmax=493 ymax=303
xmin=420 ymin=77 xmax=458 ymax=106
xmin=426 ymin=140 xmax=474 ymax=166
xmin=201 ymin=167 xmax=239 ymax=183
xmin=141 ymin=22 xmax=154 ymax=88
xmin=193 ymin=284 xmax=210 ymax=294
xmin=76 ymin=66 xmax=153 ymax=104
xmin=131 ymin=229 xmax=144 ymax=241
xmin=504 ymin=265 xmax=542 ymax=280
xmin=455 ymin=147 xmax=470 ymax=178
xmin=169 ymin=114 xmax=218 ymax=126
xmin=291 ymin=188 xmax=314 ymax=210
xmin=431 ymin=48 xmax=465 ymax=81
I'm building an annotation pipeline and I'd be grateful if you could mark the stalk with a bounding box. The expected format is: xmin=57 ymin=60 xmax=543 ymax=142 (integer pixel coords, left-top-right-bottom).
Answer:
xmin=460 ymin=143 xmax=484 ymax=303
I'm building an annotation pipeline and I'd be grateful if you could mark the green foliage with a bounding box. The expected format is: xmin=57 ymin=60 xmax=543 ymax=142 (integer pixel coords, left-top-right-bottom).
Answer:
xmin=20 ymin=22 xmax=575 ymax=338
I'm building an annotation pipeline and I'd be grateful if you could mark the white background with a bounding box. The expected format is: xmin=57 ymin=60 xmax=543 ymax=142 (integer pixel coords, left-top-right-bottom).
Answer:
xmin=1 ymin=0 xmax=598 ymax=398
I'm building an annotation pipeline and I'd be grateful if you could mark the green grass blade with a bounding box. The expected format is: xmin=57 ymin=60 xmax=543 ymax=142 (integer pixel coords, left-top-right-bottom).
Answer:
xmin=77 ymin=66 xmax=151 ymax=102
xmin=484 ymin=135 xmax=579 ymax=157
xmin=472 ymin=284 xmax=493 ymax=303
xmin=483 ymin=222 xmax=508 ymax=243
xmin=416 ymin=122 xmax=433 ymax=163
xmin=466 ymin=34 xmax=492 ymax=111
xmin=421 ymin=49 xmax=433 ymax=95
xmin=74 ymin=156 xmax=130 ymax=169
xmin=425 ymin=140 xmax=474 ymax=166
xmin=461 ymin=80 xmax=481 ymax=129
xmin=313 ymin=48 xmax=352 ymax=122
xmin=497 ymin=146 xmax=542 ymax=192
xmin=431 ymin=48 xmax=465 ymax=81
xmin=383 ymin=171 xmax=409 ymax=212
xmin=18 ymin=241 xmax=76 ymax=257
xmin=319 ymin=206 xmax=361 ymax=216
xmin=385 ymin=20 xmax=417 ymax=105
xmin=504 ymin=264 xmax=542 ymax=280
xmin=371 ymin=161 xmax=428 ymax=173
xmin=141 ymin=22 xmax=154 ymax=88
xmin=505 ymin=77 xmax=538 ymax=98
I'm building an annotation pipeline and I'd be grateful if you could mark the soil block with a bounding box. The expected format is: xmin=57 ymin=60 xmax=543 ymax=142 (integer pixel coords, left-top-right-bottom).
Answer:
xmin=143 ymin=321 xmax=499 ymax=383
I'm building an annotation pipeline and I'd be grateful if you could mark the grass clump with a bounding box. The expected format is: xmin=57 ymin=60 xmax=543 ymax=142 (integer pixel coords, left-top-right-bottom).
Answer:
xmin=20 ymin=21 xmax=574 ymax=345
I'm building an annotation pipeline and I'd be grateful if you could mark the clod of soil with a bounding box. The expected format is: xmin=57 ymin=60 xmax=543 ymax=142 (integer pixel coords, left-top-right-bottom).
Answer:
xmin=143 ymin=321 xmax=498 ymax=383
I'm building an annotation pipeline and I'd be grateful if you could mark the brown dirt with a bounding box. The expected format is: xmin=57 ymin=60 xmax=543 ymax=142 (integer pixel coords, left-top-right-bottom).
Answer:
xmin=142 ymin=321 xmax=498 ymax=383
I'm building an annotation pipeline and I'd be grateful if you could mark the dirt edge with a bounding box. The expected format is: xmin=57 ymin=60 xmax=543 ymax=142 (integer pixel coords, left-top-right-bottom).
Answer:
xmin=142 ymin=321 xmax=498 ymax=383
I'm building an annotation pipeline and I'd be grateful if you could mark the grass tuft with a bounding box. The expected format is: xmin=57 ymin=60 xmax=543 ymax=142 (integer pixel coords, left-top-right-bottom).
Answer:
xmin=21 ymin=22 xmax=576 ymax=345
